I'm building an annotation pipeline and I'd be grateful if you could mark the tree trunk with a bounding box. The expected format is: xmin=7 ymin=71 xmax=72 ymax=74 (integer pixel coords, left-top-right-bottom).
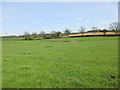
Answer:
xmin=82 ymin=33 xmax=83 ymax=36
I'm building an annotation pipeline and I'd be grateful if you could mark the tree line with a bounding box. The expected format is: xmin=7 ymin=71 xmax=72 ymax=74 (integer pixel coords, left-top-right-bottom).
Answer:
xmin=2 ymin=22 xmax=119 ymax=39
xmin=23 ymin=22 xmax=119 ymax=40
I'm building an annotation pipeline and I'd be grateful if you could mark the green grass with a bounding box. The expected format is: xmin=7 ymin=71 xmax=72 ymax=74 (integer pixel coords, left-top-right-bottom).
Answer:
xmin=2 ymin=36 xmax=118 ymax=88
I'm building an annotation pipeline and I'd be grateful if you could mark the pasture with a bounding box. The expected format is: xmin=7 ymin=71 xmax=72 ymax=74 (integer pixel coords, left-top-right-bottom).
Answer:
xmin=2 ymin=36 xmax=118 ymax=88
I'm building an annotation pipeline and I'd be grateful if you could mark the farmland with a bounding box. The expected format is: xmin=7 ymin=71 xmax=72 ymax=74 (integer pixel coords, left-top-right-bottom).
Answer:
xmin=2 ymin=36 xmax=118 ymax=88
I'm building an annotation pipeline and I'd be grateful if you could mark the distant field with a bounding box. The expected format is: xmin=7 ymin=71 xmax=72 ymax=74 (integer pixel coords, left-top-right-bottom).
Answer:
xmin=2 ymin=36 xmax=118 ymax=88
xmin=61 ymin=32 xmax=119 ymax=38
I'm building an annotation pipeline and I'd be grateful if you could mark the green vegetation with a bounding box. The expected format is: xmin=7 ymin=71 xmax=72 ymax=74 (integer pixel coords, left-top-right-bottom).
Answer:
xmin=2 ymin=36 xmax=118 ymax=88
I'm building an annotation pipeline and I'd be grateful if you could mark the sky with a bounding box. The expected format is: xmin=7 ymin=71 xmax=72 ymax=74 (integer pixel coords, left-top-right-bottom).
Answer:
xmin=0 ymin=2 xmax=118 ymax=36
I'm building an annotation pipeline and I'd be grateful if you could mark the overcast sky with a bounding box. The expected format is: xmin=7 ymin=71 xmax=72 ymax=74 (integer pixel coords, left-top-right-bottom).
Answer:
xmin=1 ymin=2 xmax=118 ymax=36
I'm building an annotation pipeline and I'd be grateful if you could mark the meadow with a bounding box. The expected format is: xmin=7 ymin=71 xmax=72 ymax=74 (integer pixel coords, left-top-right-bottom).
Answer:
xmin=2 ymin=36 xmax=118 ymax=88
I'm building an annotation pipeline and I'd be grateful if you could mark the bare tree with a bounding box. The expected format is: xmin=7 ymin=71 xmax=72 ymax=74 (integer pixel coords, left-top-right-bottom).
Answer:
xmin=5 ymin=32 xmax=8 ymax=36
xmin=53 ymin=31 xmax=62 ymax=38
xmin=109 ymin=22 xmax=118 ymax=35
xmin=39 ymin=31 xmax=46 ymax=39
xmin=55 ymin=31 xmax=62 ymax=37
xmin=32 ymin=32 xmax=38 ymax=39
xmin=40 ymin=31 xmax=46 ymax=35
xmin=64 ymin=28 xmax=71 ymax=35
xmin=50 ymin=31 xmax=56 ymax=38
xmin=79 ymin=26 xmax=86 ymax=36
xmin=102 ymin=29 xmax=107 ymax=35
xmin=92 ymin=27 xmax=97 ymax=36
xmin=24 ymin=31 xmax=31 ymax=40
xmin=50 ymin=31 xmax=56 ymax=34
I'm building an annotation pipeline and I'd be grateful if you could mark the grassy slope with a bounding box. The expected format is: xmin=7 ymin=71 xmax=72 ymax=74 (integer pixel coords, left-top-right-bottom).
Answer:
xmin=2 ymin=36 xmax=118 ymax=88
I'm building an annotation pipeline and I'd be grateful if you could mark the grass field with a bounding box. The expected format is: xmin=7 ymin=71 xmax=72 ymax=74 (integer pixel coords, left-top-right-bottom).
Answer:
xmin=2 ymin=36 xmax=118 ymax=88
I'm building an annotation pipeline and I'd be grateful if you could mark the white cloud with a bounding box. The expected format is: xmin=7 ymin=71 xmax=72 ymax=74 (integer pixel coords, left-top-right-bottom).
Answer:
xmin=25 ymin=18 xmax=43 ymax=24
xmin=25 ymin=18 xmax=34 ymax=21
xmin=85 ymin=19 xmax=90 ymax=22
xmin=2 ymin=15 xmax=16 ymax=19
xmin=100 ymin=21 xmax=111 ymax=26
xmin=11 ymin=16 xmax=16 ymax=18
xmin=75 ymin=23 xmax=80 ymax=26
xmin=97 ymin=21 xmax=111 ymax=29
xmin=24 ymin=26 xmax=28 ymax=30
xmin=113 ymin=18 xmax=118 ymax=22
xmin=74 ymin=17 xmax=90 ymax=23
xmin=74 ymin=17 xmax=83 ymax=21
xmin=3 ymin=15 xmax=9 ymax=18
xmin=36 ymin=20 xmax=43 ymax=24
